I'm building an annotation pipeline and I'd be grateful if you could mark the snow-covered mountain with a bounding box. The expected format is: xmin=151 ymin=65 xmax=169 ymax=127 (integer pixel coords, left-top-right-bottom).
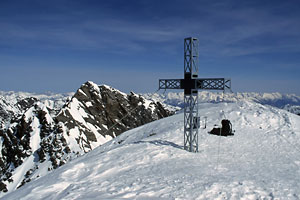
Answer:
xmin=0 ymin=81 xmax=172 ymax=196
xmin=143 ymin=91 xmax=300 ymax=115
xmin=2 ymin=99 xmax=300 ymax=199
xmin=0 ymin=91 xmax=73 ymax=130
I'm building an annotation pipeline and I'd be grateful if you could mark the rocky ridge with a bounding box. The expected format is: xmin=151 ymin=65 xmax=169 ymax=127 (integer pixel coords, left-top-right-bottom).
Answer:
xmin=0 ymin=81 xmax=173 ymax=196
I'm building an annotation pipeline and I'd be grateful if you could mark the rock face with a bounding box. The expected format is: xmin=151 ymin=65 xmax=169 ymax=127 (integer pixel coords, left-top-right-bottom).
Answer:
xmin=0 ymin=81 xmax=173 ymax=196
xmin=56 ymin=81 xmax=171 ymax=152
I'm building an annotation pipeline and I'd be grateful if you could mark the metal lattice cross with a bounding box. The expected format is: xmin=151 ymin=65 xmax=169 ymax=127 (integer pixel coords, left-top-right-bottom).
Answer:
xmin=159 ymin=37 xmax=231 ymax=152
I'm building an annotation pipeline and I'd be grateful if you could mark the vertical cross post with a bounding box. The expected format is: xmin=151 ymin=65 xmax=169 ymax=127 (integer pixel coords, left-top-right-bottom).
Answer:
xmin=183 ymin=38 xmax=199 ymax=152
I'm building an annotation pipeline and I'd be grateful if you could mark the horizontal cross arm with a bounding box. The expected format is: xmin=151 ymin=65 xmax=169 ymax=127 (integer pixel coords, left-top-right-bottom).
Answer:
xmin=159 ymin=78 xmax=231 ymax=91
xmin=196 ymin=78 xmax=231 ymax=90
xmin=159 ymin=79 xmax=182 ymax=89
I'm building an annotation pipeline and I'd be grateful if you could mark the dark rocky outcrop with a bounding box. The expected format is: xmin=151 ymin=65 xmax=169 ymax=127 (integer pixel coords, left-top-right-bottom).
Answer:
xmin=56 ymin=81 xmax=173 ymax=152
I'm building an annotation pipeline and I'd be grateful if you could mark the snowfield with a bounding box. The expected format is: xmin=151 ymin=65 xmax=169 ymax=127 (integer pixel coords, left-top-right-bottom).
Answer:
xmin=2 ymin=100 xmax=300 ymax=199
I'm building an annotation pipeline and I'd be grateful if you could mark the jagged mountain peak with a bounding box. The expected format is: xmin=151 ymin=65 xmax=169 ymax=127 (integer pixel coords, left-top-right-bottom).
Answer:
xmin=0 ymin=81 xmax=173 ymax=196
xmin=57 ymin=81 xmax=172 ymax=152
xmin=78 ymin=81 xmax=126 ymax=98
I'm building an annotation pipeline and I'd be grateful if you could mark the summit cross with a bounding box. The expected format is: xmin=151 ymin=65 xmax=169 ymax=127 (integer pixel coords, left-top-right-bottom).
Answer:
xmin=159 ymin=37 xmax=231 ymax=152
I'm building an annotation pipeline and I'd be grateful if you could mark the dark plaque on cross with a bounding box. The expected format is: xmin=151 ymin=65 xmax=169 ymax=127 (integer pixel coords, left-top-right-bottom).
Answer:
xmin=159 ymin=37 xmax=231 ymax=152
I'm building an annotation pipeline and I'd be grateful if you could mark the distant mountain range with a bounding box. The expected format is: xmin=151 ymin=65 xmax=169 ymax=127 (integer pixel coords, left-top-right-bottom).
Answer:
xmin=143 ymin=91 xmax=300 ymax=116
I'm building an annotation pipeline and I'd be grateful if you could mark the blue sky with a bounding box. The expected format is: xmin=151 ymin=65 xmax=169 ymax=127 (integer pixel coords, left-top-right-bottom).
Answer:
xmin=0 ymin=0 xmax=300 ymax=95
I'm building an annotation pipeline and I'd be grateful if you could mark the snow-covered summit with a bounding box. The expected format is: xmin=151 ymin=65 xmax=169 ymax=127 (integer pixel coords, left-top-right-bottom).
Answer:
xmin=2 ymin=99 xmax=300 ymax=199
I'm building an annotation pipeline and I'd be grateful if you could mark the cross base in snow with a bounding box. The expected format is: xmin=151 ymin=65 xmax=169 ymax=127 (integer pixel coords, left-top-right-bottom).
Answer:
xmin=159 ymin=37 xmax=231 ymax=152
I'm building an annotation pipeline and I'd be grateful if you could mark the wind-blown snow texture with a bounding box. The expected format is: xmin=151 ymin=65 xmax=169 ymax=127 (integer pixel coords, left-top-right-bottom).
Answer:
xmin=2 ymin=100 xmax=300 ymax=199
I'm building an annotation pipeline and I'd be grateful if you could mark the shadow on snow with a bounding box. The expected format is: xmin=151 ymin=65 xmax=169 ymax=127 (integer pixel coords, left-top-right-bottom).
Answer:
xmin=134 ymin=140 xmax=183 ymax=150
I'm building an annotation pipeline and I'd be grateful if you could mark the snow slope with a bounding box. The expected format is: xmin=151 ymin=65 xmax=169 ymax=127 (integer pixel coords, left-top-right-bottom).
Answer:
xmin=2 ymin=100 xmax=300 ymax=199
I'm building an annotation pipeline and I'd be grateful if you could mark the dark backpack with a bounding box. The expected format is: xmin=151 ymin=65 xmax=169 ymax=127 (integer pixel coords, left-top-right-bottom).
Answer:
xmin=221 ymin=119 xmax=232 ymax=135
xmin=209 ymin=119 xmax=233 ymax=136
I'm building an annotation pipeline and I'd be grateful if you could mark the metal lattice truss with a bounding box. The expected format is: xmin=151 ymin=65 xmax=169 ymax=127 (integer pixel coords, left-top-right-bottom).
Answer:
xmin=159 ymin=78 xmax=231 ymax=91
xmin=159 ymin=79 xmax=181 ymax=89
xmin=184 ymin=38 xmax=198 ymax=76
xmin=184 ymin=93 xmax=199 ymax=152
xmin=197 ymin=78 xmax=231 ymax=90
xmin=183 ymin=37 xmax=199 ymax=153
